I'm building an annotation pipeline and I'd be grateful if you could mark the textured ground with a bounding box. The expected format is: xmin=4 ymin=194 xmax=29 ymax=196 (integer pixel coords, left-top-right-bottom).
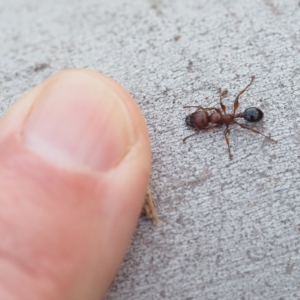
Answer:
xmin=1 ymin=0 xmax=300 ymax=299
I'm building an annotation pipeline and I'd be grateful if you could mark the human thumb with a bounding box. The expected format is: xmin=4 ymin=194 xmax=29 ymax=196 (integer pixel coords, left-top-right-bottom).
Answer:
xmin=0 ymin=69 xmax=151 ymax=299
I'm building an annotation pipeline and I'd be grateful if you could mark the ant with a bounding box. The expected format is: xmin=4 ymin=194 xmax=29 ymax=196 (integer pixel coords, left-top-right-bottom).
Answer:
xmin=183 ymin=76 xmax=277 ymax=160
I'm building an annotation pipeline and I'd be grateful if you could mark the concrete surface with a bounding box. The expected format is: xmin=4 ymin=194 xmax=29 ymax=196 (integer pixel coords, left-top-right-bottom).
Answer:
xmin=1 ymin=0 xmax=300 ymax=299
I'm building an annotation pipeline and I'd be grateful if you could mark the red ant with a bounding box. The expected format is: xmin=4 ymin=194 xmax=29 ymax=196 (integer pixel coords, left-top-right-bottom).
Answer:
xmin=183 ymin=76 xmax=277 ymax=160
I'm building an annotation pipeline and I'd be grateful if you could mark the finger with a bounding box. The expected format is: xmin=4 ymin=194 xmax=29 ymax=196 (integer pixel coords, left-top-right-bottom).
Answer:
xmin=0 ymin=69 xmax=151 ymax=299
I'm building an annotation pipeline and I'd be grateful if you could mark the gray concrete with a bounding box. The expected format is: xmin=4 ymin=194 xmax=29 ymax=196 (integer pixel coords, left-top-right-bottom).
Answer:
xmin=1 ymin=0 xmax=300 ymax=299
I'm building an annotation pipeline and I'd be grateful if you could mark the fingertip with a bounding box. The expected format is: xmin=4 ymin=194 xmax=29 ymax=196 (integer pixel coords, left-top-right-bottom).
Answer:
xmin=0 ymin=69 xmax=151 ymax=299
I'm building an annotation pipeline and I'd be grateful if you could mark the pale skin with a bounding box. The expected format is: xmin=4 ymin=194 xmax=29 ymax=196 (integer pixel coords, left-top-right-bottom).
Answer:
xmin=0 ymin=69 xmax=151 ymax=299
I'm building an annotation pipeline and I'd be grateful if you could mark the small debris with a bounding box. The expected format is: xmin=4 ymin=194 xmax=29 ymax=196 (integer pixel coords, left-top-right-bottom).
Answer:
xmin=174 ymin=35 xmax=181 ymax=41
xmin=219 ymin=88 xmax=228 ymax=97
xmin=142 ymin=188 xmax=161 ymax=225
xmin=34 ymin=63 xmax=49 ymax=72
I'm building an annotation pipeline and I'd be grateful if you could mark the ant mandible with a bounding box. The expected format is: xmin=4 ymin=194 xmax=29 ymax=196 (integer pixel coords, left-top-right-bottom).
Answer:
xmin=183 ymin=76 xmax=277 ymax=160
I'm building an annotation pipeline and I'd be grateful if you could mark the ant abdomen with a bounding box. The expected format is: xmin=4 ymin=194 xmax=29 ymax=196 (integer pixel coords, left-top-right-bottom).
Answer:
xmin=243 ymin=107 xmax=264 ymax=123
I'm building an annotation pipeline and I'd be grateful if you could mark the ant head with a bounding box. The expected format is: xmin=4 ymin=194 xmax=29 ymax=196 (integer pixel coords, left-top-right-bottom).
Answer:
xmin=185 ymin=114 xmax=194 ymax=127
xmin=243 ymin=107 xmax=264 ymax=123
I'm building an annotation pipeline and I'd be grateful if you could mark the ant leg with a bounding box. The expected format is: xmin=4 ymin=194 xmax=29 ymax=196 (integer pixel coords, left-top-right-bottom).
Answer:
xmin=224 ymin=125 xmax=233 ymax=160
xmin=183 ymin=131 xmax=200 ymax=142
xmin=183 ymin=125 xmax=221 ymax=143
xmin=206 ymin=124 xmax=222 ymax=131
xmin=218 ymin=87 xmax=227 ymax=113
xmin=183 ymin=105 xmax=214 ymax=111
xmin=203 ymin=107 xmax=223 ymax=114
xmin=234 ymin=121 xmax=278 ymax=143
xmin=183 ymin=105 xmax=205 ymax=109
xmin=233 ymin=76 xmax=255 ymax=114
xmin=183 ymin=105 xmax=222 ymax=114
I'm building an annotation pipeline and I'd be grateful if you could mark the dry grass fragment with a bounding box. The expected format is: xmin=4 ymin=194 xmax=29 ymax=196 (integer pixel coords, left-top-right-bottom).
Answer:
xmin=142 ymin=188 xmax=161 ymax=225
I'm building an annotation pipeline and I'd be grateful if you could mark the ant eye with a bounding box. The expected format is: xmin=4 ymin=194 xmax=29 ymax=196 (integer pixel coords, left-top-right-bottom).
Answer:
xmin=243 ymin=107 xmax=264 ymax=122
xmin=185 ymin=115 xmax=193 ymax=127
